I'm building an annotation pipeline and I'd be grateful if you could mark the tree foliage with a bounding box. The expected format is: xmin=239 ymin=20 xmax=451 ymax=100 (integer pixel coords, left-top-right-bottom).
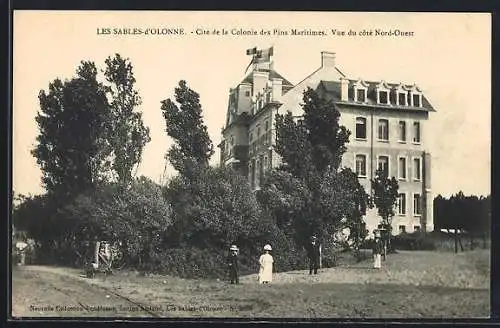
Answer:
xmin=13 ymin=177 xmax=172 ymax=267
xmin=164 ymin=166 xmax=273 ymax=255
xmin=32 ymin=55 xmax=150 ymax=196
xmin=434 ymin=192 xmax=490 ymax=235
xmin=302 ymin=88 xmax=350 ymax=172
xmin=263 ymin=87 xmax=367 ymax=247
xmin=371 ymin=168 xmax=399 ymax=230
xmin=104 ymin=54 xmax=151 ymax=184
xmin=161 ymin=80 xmax=214 ymax=177
xmin=32 ymin=61 xmax=112 ymax=195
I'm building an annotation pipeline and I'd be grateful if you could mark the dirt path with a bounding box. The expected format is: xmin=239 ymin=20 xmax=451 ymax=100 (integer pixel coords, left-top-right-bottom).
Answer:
xmin=11 ymin=250 xmax=490 ymax=318
xmin=12 ymin=266 xmax=161 ymax=318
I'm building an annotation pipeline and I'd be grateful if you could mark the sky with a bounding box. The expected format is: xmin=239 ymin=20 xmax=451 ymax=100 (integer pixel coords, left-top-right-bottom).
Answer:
xmin=13 ymin=11 xmax=491 ymax=198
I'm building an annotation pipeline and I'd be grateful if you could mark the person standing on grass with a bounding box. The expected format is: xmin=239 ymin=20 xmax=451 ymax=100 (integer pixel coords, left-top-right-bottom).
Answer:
xmin=307 ymin=235 xmax=321 ymax=275
xmin=259 ymin=244 xmax=274 ymax=284
xmin=372 ymin=230 xmax=383 ymax=269
xmin=227 ymin=245 xmax=240 ymax=284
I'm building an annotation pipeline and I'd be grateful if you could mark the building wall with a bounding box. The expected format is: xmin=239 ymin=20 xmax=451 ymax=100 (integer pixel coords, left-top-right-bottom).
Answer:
xmin=221 ymin=51 xmax=435 ymax=236
xmin=337 ymin=106 xmax=431 ymax=234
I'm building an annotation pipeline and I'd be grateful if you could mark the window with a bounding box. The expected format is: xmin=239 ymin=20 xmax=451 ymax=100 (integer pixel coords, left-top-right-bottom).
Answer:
xmin=348 ymin=87 xmax=354 ymax=100
xmin=413 ymin=157 xmax=421 ymax=180
xmin=397 ymin=193 xmax=406 ymax=215
xmin=265 ymin=121 xmax=269 ymax=131
xmin=263 ymin=156 xmax=268 ymax=173
xmin=399 ymin=225 xmax=406 ymax=234
xmin=356 ymin=89 xmax=366 ymax=102
xmin=413 ymin=122 xmax=421 ymax=143
xmin=414 ymin=225 xmax=421 ymax=232
xmin=413 ymin=194 xmax=422 ymax=215
xmin=379 ymin=91 xmax=388 ymax=104
xmin=245 ymin=91 xmax=250 ymax=97
xmin=398 ymin=93 xmax=407 ymax=106
xmin=398 ymin=157 xmax=407 ymax=180
xmin=398 ymin=121 xmax=406 ymax=142
xmin=413 ymin=94 xmax=421 ymax=107
xmin=378 ymin=119 xmax=389 ymax=141
xmin=377 ymin=156 xmax=389 ymax=176
xmin=249 ymin=132 xmax=253 ymax=143
xmin=355 ymin=117 xmax=367 ymax=139
xmin=257 ymin=126 xmax=261 ymax=136
xmin=230 ymin=135 xmax=234 ymax=146
xmin=355 ymin=154 xmax=367 ymax=177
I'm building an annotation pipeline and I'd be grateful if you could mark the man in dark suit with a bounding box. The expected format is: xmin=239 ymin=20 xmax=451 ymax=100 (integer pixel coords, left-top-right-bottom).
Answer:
xmin=307 ymin=235 xmax=321 ymax=275
xmin=227 ymin=245 xmax=239 ymax=284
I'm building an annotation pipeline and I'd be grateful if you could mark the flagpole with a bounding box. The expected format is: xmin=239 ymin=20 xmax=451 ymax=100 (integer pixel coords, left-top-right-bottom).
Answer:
xmin=244 ymin=56 xmax=255 ymax=75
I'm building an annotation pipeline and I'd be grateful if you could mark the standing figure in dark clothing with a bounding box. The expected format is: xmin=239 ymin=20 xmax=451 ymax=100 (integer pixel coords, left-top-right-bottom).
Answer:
xmin=227 ymin=245 xmax=239 ymax=284
xmin=307 ymin=235 xmax=321 ymax=275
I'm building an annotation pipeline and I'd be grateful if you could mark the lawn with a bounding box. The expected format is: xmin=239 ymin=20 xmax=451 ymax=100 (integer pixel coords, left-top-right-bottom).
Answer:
xmin=11 ymin=249 xmax=490 ymax=318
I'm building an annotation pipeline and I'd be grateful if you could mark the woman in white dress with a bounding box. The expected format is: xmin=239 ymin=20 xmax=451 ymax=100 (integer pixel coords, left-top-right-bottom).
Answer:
xmin=259 ymin=244 xmax=274 ymax=284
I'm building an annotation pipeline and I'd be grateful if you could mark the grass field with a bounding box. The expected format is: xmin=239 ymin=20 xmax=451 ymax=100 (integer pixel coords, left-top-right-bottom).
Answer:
xmin=11 ymin=249 xmax=490 ymax=319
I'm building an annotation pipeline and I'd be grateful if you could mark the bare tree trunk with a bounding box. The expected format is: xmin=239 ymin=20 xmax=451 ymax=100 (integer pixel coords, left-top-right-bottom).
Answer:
xmin=94 ymin=241 xmax=100 ymax=267
xmin=454 ymin=229 xmax=458 ymax=254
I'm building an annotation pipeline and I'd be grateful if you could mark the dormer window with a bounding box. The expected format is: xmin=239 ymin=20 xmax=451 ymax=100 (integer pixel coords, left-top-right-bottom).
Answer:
xmin=356 ymin=89 xmax=366 ymax=102
xmin=395 ymin=83 xmax=411 ymax=107
xmin=412 ymin=94 xmax=421 ymax=107
xmin=408 ymin=84 xmax=423 ymax=107
xmin=376 ymin=81 xmax=391 ymax=105
xmin=353 ymin=79 xmax=369 ymax=103
xmin=379 ymin=91 xmax=388 ymax=104
xmin=398 ymin=92 xmax=407 ymax=106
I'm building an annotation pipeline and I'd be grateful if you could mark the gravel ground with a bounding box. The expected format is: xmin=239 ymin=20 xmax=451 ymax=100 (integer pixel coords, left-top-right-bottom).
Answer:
xmin=240 ymin=250 xmax=490 ymax=289
xmin=11 ymin=249 xmax=490 ymax=318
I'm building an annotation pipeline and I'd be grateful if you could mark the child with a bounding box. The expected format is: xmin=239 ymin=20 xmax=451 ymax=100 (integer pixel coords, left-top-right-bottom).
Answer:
xmin=259 ymin=244 xmax=274 ymax=284
xmin=372 ymin=230 xmax=383 ymax=269
xmin=227 ymin=245 xmax=239 ymax=284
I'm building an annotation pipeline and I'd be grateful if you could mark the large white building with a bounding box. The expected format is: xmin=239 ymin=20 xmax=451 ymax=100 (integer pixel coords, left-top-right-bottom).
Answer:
xmin=219 ymin=48 xmax=435 ymax=234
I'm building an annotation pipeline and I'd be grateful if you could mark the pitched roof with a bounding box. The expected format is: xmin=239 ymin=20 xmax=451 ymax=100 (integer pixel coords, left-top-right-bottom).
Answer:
xmin=318 ymin=80 xmax=436 ymax=112
xmin=240 ymin=69 xmax=294 ymax=87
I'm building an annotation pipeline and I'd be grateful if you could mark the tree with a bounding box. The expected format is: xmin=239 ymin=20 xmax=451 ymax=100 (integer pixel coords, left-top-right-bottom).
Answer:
xmin=32 ymin=61 xmax=113 ymax=195
xmin=161 ymin=80 xmax=214 ymax=177
xmin=164 ymin=166 xmax=273 ymax=254
xmin=371 ymin=168 xmax=399 ymax=257
xmin=104 ymin=54 xmax=150 ymax=184
xmin=302 ymin=88 xmax=350 ymax=172
xmin=264 ymin=87 xmax=368 ymax=249
xmin=274 ymin=112 xmax=314 ymax=180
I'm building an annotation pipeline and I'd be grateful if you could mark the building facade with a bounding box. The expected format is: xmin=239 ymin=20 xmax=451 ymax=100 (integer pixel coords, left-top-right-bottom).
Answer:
xmin=219 ymin=49 xmax=435 ymax=235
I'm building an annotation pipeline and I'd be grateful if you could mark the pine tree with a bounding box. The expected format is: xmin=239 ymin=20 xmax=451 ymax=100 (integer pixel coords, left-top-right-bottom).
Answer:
xmin=104 ymin=54 xmax=150 ymax=184
xmin=161 ymin=80 xmax=214 ymax=177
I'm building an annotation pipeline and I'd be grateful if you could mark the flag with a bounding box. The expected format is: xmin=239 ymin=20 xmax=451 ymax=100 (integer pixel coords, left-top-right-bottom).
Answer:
xmin=246 ymin=47 xmax=257 ymax=55
xmin=254 ymin=47 xmax=274 ymax=63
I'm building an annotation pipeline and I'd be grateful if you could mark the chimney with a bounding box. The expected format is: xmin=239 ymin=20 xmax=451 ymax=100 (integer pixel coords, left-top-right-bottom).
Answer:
xmin=271 ymin=78 xmax=283 ymax=102
xmin=321 ymin=51 xmax=336 ymax=68
xmin=340 ymin=77 xmax=349 ymax=101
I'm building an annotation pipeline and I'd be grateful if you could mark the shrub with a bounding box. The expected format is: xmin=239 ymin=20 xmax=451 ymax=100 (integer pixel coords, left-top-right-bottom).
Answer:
xmin=14 ymin=177 xmax=173 ymax=267
xmin=392 ymin=232 xmax=437 ymax=251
